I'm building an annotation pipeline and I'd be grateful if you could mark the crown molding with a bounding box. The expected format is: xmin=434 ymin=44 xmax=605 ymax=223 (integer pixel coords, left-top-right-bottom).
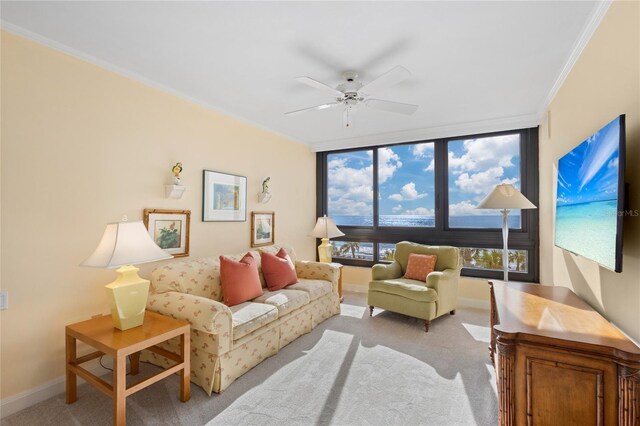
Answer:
xmin=308 ymin=113 xmax=540 ymax=152
xmin=536 ymin=0 xmax=612 ymax=119
xmin=0 ymin=21 xmax=304 ymax=147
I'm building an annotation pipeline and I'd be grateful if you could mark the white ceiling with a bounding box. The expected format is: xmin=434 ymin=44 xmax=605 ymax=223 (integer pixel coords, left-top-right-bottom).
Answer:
xmin=1 ymin=1 xmax=607 ymax=151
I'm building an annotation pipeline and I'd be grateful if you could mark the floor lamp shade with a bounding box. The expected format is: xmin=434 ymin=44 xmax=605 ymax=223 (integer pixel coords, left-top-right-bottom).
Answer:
xmin=310 ymin=215 xmax=345 ymax=263
xmin=476 ymin=184 xmax=536 ymax=281
xmin=81 ymin=220 xmax=172 ymax=330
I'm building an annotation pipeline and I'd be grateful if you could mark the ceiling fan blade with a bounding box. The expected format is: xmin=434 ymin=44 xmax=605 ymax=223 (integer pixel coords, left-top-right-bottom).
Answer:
xmin=295 ymin=76 xmax=344 ymax=97
xmin=359 ymin=66 xmax=411 ymax=95
xmin=364 ymin=98 xmax=418 ymax=115
xmin=285 ymin=102 xmax=339 ymax=116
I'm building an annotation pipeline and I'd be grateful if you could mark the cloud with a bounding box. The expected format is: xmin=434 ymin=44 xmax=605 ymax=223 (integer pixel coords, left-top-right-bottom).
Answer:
xmin=449 ymin=134 xmax=519 ymax=173
xmin=455 ymin=167 xmax=518 ymax=195
xmin=412 ymin=143 xmax=434 ymax=159
xmin=405 ymin=207 xmax=434 ymax=216
xmin=449 ymin=200 xmax=496 ymax=216
xmin=378 ymin=147 xmax=402 ymax=184
xmin=328 ymin=154 xmax=373 ymax=215
xmin=392 ymin=204 xmax=403 ymax=213
xmin=578 ymin=123 xmax=619 ymax=191
xmin=388 ymin=182 xmax=428 ymax=201
xmin=424 ymin=159 xmax=435 ymax=172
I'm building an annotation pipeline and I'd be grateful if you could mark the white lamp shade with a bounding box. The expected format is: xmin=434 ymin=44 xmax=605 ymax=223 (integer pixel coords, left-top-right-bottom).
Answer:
xmin=310 ymin=216 xmax=345 ymax=239
xmin=81 ymin=221 xmax=172 ymax=269
xmin=476 ymin=184 xmax=537 ymax=210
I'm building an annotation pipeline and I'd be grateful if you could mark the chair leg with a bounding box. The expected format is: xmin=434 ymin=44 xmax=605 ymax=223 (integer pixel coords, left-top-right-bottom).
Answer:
xmin=424 ymin=320 xmax=431 ymax=333
xmin=450 ymin=310 xmax=456 ymax=315
xmin=369 ymin=306 xmax=374 ymax=317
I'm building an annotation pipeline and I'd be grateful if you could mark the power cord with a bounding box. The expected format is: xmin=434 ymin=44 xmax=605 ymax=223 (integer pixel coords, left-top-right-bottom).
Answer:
xmin=99 ymin=355 xmax=132 ymax=376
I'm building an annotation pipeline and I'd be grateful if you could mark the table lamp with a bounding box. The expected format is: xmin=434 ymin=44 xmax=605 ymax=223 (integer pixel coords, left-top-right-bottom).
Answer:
xmin=80 ymin=218 xmax=172 ymax=330
xmin=476 ymin=183 xmax=536 ymax=282
xmin=310 ymin=215 xmax=345 ymax=263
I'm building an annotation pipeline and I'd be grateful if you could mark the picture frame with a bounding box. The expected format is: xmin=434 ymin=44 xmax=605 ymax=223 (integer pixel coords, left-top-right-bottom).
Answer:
xmin=203 ymin=170 xmax=247 ymax=222
xmin=251 ymin=211 xmax=275 ymax=247
xmin=143 ymin=209 xmax=191 ymax=257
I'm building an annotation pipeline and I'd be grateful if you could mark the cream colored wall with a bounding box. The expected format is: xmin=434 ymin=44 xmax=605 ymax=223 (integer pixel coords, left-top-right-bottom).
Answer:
xmin=539 ymin=1 xmax=640 ymax=341
xmin=0 ymin=31 xmax=317 ymax=399
xmin=343 ymin=266 xmax=490 ymax=304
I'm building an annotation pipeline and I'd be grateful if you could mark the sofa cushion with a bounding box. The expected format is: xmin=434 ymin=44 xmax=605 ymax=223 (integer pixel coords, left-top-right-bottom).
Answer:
xmin=259 ymin=245 xmax=298 ymax=265
xmin=288 ymin=279 xmax=332 ymax=301
xmin=369 ymin=278 xmax=438 ymax=303
xmin=230 ymin=302 xmax=279 ymax=340
xmin=404 ymin=253 xmax=437 ymax=282
xmin=261 ymin=248 xmax=298 ymax=291
xmin=253 ymin=289 xmax=310 ymax=317
xmin=151 ymin=257 xmax=223 ymax=301
xmin=220 ymin=253 xmax=264 ymax=306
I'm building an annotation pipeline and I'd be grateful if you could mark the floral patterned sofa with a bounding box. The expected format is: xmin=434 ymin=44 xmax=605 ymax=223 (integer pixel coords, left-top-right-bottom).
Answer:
xmin=141 ymin=245 xmax=341 ymax=394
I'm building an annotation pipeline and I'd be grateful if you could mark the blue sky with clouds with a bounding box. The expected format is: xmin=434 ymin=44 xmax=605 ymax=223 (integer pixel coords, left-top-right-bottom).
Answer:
xmin=557 ymin=116 xmax=621 ymax=206
xmin=327 ymin=134 xmax=521 ymax=221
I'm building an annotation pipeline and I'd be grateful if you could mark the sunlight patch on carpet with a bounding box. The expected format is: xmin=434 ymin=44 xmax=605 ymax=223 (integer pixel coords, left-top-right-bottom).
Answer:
xmin=462 ymin=322 xmax=491 ymax=343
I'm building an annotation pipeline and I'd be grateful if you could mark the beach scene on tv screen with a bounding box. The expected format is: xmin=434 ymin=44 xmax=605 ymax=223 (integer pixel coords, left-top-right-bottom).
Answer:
xmin=555 ymin=116 xmax=620 ymax=270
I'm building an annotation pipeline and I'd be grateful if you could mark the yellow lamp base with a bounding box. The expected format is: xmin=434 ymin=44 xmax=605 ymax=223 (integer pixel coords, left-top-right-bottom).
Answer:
xmin=105 ymin=265 xmax=150 ymax=330
xmin=317 ymin=238 xmax=333 ymax=263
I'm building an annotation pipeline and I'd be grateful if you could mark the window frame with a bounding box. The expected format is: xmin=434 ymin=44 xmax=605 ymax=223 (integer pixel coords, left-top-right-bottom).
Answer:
xmin=316 ymin=127 xmax=540 ymax=282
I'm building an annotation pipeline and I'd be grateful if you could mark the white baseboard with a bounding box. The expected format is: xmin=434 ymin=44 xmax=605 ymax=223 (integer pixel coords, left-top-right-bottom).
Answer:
xmin=1 ymin=363 xmax=108 ymax=418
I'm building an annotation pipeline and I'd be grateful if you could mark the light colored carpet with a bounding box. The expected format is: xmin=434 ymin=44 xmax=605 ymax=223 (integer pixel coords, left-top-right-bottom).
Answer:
xmin=3 ymin=293 xmax=497 ymax=426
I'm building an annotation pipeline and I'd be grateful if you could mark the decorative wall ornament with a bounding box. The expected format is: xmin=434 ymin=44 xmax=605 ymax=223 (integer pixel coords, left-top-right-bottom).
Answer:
xmin=258 ymin=177 xmax=272 ymax=203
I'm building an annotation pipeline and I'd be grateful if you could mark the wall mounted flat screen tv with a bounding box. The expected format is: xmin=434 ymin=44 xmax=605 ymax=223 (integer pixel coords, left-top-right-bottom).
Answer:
xmin=554 ymin=115 xmax=625 ymax=272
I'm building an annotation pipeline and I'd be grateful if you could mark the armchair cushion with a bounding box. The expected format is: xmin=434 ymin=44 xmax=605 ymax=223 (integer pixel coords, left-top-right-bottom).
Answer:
xmin=395 ymin=241 xmax=460 ymax=273
xmin=369 ymin=278 xmax=438 ymax=303
xmin=403 ymin=254 xmax=437 ymax=282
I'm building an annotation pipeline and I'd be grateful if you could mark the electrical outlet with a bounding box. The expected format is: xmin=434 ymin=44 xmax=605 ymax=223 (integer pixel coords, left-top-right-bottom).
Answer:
xmin=0 ymin=291 xmax=8 ymax=310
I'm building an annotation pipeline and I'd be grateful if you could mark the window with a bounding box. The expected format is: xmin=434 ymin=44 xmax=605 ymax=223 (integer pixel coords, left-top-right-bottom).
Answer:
xmin=460 ymin=248 xmax=528 ymax=273
xmin=332 ymin=241 xmax=373 ymax=261
xmin=448 ymin=134 xmax=521 ymax=229
xmin=327 ymin=150 xmax=373 ymax=226
xmin=317 ymin=127 xmax=539 ymax=282
xmin=378 ymin=143 xmax=435 ymax=228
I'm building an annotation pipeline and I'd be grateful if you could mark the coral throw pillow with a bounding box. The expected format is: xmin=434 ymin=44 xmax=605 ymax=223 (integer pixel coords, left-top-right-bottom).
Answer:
xmin=404 ymin=253 xmax=438 ymax=282
xmin=220 ymin=252 xmax=263 ymax=306
xmin=261 ymin=248 xmax=298 ymax=291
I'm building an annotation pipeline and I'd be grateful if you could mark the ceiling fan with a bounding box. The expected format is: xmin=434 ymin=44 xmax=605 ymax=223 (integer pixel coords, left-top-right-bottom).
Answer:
xmin=285 ymin=65 xmax=418 ymax=128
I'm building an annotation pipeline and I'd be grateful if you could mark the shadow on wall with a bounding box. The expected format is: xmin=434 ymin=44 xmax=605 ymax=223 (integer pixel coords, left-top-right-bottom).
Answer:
xmin=562 ymin=251 xmax=602 ymax=311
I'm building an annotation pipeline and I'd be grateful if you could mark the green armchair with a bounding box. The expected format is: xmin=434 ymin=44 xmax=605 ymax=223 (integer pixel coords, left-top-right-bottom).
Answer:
xmin=368 ymin=241 xmax=461 ymax=332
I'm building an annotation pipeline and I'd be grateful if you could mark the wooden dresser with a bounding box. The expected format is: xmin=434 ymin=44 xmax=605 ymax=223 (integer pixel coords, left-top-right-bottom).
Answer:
xmin=489 ymin=281 xmax=640 ymax=425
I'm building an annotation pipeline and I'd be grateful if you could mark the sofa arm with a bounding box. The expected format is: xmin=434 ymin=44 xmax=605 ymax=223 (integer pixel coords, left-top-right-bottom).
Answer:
xmin=295 ymin=261 xmax=339 ymax=293
xmin=147 ymin=291 xmax=233 ymax=354
xmin=425 ymin=268 xmax=460 ymax=316
xmin=372 ymin=261 xmax=402 ymax=281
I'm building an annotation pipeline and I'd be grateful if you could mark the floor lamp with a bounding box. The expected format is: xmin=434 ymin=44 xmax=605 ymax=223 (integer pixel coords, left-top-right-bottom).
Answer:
xmin=476 ymin=184 xmax=536 ymax=282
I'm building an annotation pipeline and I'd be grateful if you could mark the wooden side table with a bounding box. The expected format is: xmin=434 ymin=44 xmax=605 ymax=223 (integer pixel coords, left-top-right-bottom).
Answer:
xmin=330 ymin=262 xmax=344 ymax=302
xmin=65 ymin=310 xmax=190 ymax=426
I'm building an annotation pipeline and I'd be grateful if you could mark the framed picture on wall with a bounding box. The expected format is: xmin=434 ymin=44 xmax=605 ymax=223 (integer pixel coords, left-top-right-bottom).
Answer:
xmin=251 ymin=211 xmax=275 ymax=247
xmin=203 ymin=170 xmax=247 ymax=222
xmin=143 ymin=209 xmax=191 ymax=257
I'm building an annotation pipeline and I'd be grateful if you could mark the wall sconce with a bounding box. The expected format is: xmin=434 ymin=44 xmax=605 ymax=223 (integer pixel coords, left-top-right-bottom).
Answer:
xmin=258 ymin=177 xmax=271 ymax=203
